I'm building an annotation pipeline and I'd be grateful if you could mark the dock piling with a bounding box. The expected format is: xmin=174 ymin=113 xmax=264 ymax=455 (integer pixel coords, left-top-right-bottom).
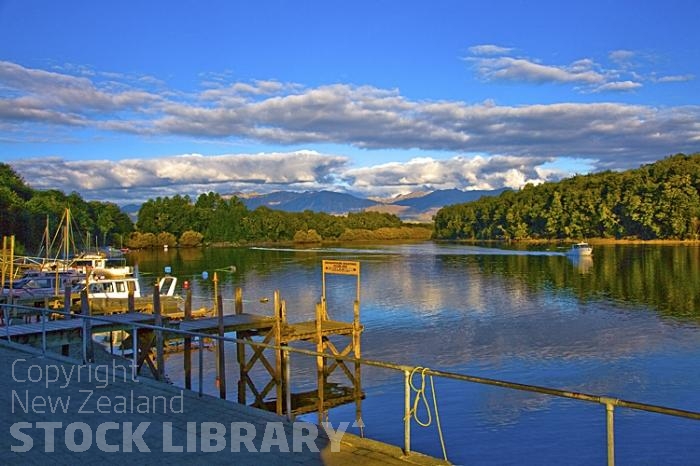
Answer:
xmin=216 ymin=295 xmax=226 ymax=400
xmin=154 ymin=283 xmax=164 ymax=381
xmin=184 ymin=286 xmax=192 ymax=390
xmin=235 ymin=287 xmax=246 ymax=404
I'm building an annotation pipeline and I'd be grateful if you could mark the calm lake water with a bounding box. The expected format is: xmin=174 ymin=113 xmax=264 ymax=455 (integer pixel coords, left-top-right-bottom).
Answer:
xmin=127 ymin=242 xmax=700 ymax=465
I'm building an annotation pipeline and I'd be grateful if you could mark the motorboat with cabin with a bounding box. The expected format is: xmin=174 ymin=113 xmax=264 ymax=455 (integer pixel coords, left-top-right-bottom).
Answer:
xmin=41 ymin=252 xmax=133 ymax=277
xmin=74 ymin=274 xmax=183 ymax=316
xmin=566 ymin=242 xmax=593 ymax=256
xmin=83 ymin=275 xmax=177 ymax=299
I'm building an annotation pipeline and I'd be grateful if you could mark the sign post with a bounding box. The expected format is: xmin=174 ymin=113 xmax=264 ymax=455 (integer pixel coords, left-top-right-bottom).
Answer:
xmin=322 ymin=260 xmax=360 ymax=304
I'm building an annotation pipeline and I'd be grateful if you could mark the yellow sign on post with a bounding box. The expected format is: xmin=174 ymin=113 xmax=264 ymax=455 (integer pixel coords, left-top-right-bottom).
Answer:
xmin=322 ymin=260 xmax=361 ymax=305
xmin=323 ymin=260 xmax=360 ymax=276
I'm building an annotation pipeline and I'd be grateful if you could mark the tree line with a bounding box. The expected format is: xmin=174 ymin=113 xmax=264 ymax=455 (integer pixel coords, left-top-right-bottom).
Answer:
xmin=0 ymin=164 xmax=133 ymax=254
xmin=132 ymin=192 xmax=431 ymax=247
xmin=0 ymin=163 xmax=430 ymax=252
xmin=434 ymin=153 xmax=700 ymax=241
xmin=7 ymin=151 xmax=698 ymax=251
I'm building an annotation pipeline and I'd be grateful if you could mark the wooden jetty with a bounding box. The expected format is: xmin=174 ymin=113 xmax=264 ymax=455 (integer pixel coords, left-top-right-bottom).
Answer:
xmin=2 ymin=311 xmax=154 ymax=345
xmin=1 ymin=257 xmax=365 ymax=425
xmin=174 ymin=261 xmax=365 ymax=423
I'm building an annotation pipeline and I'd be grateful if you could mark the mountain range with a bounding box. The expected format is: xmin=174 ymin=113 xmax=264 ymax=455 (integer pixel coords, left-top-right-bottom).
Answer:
xmin=122 ymin=188 xmax=508 ymax=222
xmin=237 ymin=188 xmax=509 ymax=221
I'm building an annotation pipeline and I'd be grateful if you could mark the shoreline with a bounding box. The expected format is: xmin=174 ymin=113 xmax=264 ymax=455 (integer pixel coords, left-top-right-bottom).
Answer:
xmin=433 ymin=237 xmax=700 ymax=246
xmin=129 ymin=237 xmax=700 ymax=251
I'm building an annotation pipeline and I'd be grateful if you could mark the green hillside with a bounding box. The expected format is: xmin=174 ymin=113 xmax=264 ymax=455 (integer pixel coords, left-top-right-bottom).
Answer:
xmin=433 ymin=153 xmax=700 ymax=241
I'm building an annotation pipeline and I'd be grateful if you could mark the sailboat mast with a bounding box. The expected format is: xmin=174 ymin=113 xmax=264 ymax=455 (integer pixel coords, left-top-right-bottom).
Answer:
xmin=63 ymin=208 xmax=70 ymax=259
xmin=45 ymin=215 xmax=50 ymax=262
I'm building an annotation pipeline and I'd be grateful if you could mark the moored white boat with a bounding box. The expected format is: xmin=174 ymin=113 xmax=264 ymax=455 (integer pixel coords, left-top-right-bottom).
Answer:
xmin=81 ymin=275 xmax=177 ymax=299
xmin=1 ymin=270 xmax=83 ymax=302
xmin=76 ymin=275 xmax=181 ymax=315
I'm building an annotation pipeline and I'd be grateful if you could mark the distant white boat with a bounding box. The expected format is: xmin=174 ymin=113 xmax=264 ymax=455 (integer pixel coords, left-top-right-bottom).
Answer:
xmin=566 ymin=242 xmax=593 ymax=256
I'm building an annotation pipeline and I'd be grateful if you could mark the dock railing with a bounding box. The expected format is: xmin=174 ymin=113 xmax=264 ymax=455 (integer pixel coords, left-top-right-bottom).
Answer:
xmin=2 ymin=302 xmax=700 ymax=466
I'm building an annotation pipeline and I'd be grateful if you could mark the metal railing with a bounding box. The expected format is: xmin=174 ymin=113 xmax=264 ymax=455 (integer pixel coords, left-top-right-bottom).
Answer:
xmin=2 ymin=302 xmax=699 ymax=465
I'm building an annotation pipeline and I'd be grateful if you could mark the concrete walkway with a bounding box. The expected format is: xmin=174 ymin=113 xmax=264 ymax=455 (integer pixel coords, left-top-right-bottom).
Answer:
xmin=0 ymin=342 xmax=448 ymax=465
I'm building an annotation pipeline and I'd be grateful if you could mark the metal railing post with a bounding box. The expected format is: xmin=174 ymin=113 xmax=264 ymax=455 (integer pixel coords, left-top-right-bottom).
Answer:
xmin=3 ymin=306 xmax=8 ymax=341
xmin=81 ymin=315 xmax=88 ymax=364
xmin=404 ymin=369 xmax=411 ymax=455
xmin=41 ymin=307 xmax=46 ymax=356
xmin=606 ymin=402 xmax=615 ymax=466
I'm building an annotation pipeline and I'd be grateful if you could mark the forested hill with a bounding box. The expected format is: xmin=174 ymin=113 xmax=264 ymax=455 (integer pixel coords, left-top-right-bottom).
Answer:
xmin=433 ymin=153 xmax=700 ymax=241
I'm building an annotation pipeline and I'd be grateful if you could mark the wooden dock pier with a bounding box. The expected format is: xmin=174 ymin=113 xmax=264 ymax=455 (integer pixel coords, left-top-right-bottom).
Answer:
xmin=174 ymin=261 xmax=365 ymax=423
xmin=1 ymin=260 xmax=366 ymax=426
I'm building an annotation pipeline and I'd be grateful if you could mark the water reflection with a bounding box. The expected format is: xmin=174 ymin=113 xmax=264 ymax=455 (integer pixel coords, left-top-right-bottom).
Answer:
xmin=567 ymin=254 xmax=593 ymax=274
xmin=128 ymin=242 xmax=700 ymax=465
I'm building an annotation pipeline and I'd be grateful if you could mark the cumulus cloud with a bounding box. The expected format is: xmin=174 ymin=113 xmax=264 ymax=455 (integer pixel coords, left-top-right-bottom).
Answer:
xmin=2 ymin=59 xmax=700 ymax=203
xmin=470 ymin=57 xmax=606 ymax=84
xmin=343 ymin=154 xmax=556 ymax=196
xmin=463 ymin=44 xmax=700 ymax=92
xmin=0 ymin=61 xmax=161 ymax=115
xmin=2 ymin=60 xmax=699 ymax=162
xmin=9 ymin=150 xmax=348 ymax=204
xmin=9 ymin=149 xmax=570 ymax=204
xmin=591 ymin=81 xmax=643 ymax=93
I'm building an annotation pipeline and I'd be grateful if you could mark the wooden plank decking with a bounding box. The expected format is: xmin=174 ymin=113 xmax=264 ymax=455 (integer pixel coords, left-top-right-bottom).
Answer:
xmin=178 ymin=313 xmax=275 ymax=333
xmin=1 ymin=312 xmax=155 ymax=342
xmin=176 ymin=313 xmax=360 ymax=343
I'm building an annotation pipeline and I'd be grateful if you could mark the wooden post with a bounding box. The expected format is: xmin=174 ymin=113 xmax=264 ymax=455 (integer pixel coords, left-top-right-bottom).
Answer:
xmin=0 ymin=237 xmax=6 ymax=325
xmin=81 ymin=289 xmax=93 ymax=363
xmin=282 ymin=300 xmax=291 ymax=419
xmin=274 ymin=290 xmax=283 ymax=415
xmin=353 ymin=299 xmax=363 ymax=433
xmin=63 ymin=285 xmax=72 ymax=316
xmin=213 ymin=272 xmax=219 ymax=314
xmin=127 ymin=280 xmax=135 ymax=313
xmin=154 ymin=283 xmax=164 ymax=382
xmin=235 ymin=287 xmax=243 ymax=315
xmin=217 ymin=293 xmax=226 ymax=399
xmin=1 ymin=236 xmax=6 ymax=293
xmin=62 ymin=284 xmax=72 ymax=356
xmin=9 ymin=235 xmax=14 ymax=281
xmin=184 ymin=286 xmax=192 ymax=390
xmin=8 ymin=235 xmax=14 ymax=305
xmin=235 ymin=287 xmax=246 ymax=404
xmin=316 ymin=302 xmax=325 ymax=425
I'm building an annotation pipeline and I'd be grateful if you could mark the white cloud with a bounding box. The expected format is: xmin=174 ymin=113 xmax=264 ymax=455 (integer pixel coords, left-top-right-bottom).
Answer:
xmin=468 ymin=44 xmax=514 ymax=56
xmin=608 ymin=49 xmax=636 ymax=66
xmin=2 ymin=59 xmax=700 ymax=202
xmin=343 ymin=154 xmax=555 ymax=196
xmin=655 ymin=74 xmax=695 ymax=83
xmin=464 ymin=45 xmax=693 ymax=93
xmin=591 ymin=81 xmax=643 ymax=93
xmin=9 ymin=150 xmax=349 ymax=203
xmin=9 ymin=150 xmax=570 ymax=204
xmin=471 ymin=57 xmax=606 ymax=84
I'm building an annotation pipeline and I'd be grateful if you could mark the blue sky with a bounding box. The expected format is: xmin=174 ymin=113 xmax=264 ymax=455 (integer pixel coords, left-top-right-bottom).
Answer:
xmin=1 ymin=0 xmax=699 ymax=204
